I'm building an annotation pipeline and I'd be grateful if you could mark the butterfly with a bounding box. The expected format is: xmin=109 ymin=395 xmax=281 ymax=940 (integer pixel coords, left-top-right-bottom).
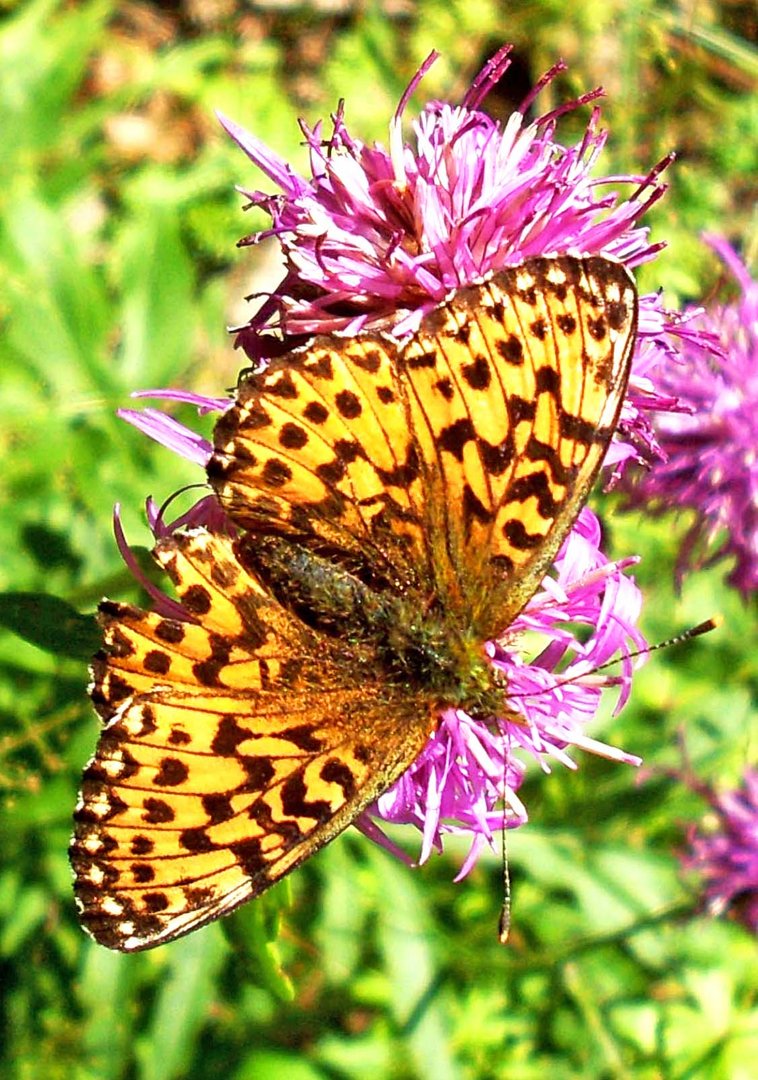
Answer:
xmin=71 ymin=254 xmax=637 ymax=950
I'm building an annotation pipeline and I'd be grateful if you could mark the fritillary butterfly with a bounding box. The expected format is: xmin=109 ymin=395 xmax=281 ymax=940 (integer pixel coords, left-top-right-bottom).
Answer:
xmin=71 ymin=255 xmax=637 ymax=950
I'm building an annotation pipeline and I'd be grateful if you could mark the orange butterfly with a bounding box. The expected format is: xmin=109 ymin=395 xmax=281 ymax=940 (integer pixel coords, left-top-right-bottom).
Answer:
xmin=71 ymin=255 xmax=637 ymax=949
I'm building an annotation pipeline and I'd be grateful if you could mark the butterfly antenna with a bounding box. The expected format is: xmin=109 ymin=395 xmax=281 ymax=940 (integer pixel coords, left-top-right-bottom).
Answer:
xmin=495 ymin=619 xmax=720 ymax=941
xmin=151 ymin=483 xmax=212 ymax=533
xmin=589 ymin=616 xmax=721 ymax=677
xmin=508 ymin=617 xmax=721 ymax=703
xmin=155 ymin=483 xmax=209 ymax=520
xmin=498 ymin=727 xmax=513 ymax=945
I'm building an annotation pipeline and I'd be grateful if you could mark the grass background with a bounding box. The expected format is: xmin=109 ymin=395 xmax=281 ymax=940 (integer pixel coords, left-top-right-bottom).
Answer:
xmin=0 ymin=1 xmax=756 ymax=1077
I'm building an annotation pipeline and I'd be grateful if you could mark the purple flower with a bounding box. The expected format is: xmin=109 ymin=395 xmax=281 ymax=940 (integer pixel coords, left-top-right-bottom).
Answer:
xmin=681 ymin=768 xmax=758 ymax=934
xmin=622 ymin=236 xmax=758 ymax=595
xmin=221 ymin=45 xmax=697 ymax=467
xmin=112 ymin=47 xmax=655 ymax=880
xmin=224 ymin=47 xmax=664 ymax=339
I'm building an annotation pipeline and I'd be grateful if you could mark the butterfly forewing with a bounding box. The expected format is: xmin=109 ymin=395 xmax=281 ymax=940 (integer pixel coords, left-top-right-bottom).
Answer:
xmin=211 ymin=255 xmax=637 ymax=632
xmin=209 ymin=332 xmax=432 ymax=590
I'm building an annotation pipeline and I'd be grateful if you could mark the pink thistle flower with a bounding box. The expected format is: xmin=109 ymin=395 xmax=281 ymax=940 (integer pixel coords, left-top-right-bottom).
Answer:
xmin=621 ymin=236 xmax=758 ymax=595
xmin=111 ymin=47 xmax=655 ymax=880
xmin=681 ymin=768 xmax=758 ymax=934
xmin=222 ymin=45 xmax=699 ymax=468
xmin=224 ymin=47 xmax=664 ymax=338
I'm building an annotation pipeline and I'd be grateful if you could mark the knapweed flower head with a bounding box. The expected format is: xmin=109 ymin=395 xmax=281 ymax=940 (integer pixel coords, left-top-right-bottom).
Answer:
xmin=221 ymin=44 xmax=702 ymax=468
xmin=622 ymin=236 xmax=758 ymax=596
xmin=114 ymin=45 xmax=652 ymax=879
xmin=681 ymin=768 xmax=758 ymax=934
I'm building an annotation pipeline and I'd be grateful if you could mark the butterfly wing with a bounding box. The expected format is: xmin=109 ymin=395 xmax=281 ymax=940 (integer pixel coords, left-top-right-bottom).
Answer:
xmin=209 ymin=319 xmax=434 ymax=595
xmin=71 ymin=530 xmax=433 ymax=951
xmin=400 ymin=255 xmax=638 ymax=634
xmin=209 ymin=255 xmax=637 ymax=636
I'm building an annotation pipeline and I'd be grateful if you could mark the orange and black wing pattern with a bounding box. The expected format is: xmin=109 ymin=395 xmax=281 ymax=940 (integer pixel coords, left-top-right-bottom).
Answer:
xmin=210 ymin=255 xmax=637 ymax=635
xmin=71 ymin=531 xmax=433 ymax=951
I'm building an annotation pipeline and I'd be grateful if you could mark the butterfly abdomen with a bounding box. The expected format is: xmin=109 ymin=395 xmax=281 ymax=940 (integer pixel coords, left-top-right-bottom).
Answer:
xmin=235 ymin=531 xmax=498 ymax=712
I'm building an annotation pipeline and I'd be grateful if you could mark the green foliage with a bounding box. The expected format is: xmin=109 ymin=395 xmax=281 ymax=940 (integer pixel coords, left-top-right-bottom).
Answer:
xmin=0 ymin=2 xmax=755 ymax=1078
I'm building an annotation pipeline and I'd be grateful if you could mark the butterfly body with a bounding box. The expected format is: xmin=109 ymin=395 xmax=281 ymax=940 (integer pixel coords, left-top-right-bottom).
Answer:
xmin=235 ymin=532 xmax=501 ymax=716
xmin=72 ymin=255 xmax=637 ymax=950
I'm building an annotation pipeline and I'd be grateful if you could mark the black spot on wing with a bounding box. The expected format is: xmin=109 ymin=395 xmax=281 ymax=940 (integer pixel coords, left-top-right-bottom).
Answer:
xmin=142 ymin=797 xmax=175 ymax=824
xmin=108 ymin=628 xmax=136 ymax=659
xmin=202 ymin=793 xmax=234 ymax=824
xmin=279 ymin=423 xmax=308 ymax=450
xmin=434 ymin=377 xmax=454 ymax=401
xmin=462 ymin=485 xmax=494 ymax=533
xmin=497 ymin=335 xmax=524 ymax=364
xmin=180 ymin=827 xmax=214 ymax=853
xmin=320 ymin=759 xmax=356 ymax=799
xmin=230 ymin=837 xmax=267 ymax=877
xmin=144 ymin=650 xmax=171 ymax=675
xmin=335 ymin=389 xmax=362 ymax=418
xmin=509 ymin=397 xmax=537 ymax=424
xmin=535 ymin=366 xmax=561 ymax=394
xmin=239 ymin=757 xmax=276 ymax=792
xmin=132 ymin=863 xmax=155 ymax=884
xmin=559 ymin=412 xmax=601 ymax=445
xmin=284 ymin=724 xmax=325 ymax=752
xmin=438 ymin=419 xmax=476 ymax=461
xmin=143 ymin=892 xmax=170 ymax=913
xmin=211 ymin=715 xmax=252 ymax=756
xmin=265 ymin=371 xmax=298 ymax=398
xmin=479 ymin=435 xmax=514 ymax=476
xmin=588 ymin=316 xmax=607 ymax=341
xmin=262 ymin=458 xmax=293 ymax=487
xmin=506 ymin=472 xmax=561 ymax=518
xmin=352 ymin=348 xmax=382 ymax=373
xmin=461 ymin=355 xmax=491 ymax=390
xmin=303 ymin=353 xmax=333 ymax=379
xmin=303 ymin=400 xmax=329 ymax=424
xmin=607 ymin=299 xmax=630 ymax=331
xmin=501 ymin=518 xmax=545 ymax=550
xmin=406 ymin=349 xmax=437 ymax=370
xmin=153 ymin=757 xmax=189 ymax=787
xmin=183 ymin=585 xmax=212 ymax=617
xmin=281 ymin=772 xmax=332 ymax=823
xmin=154 ymin=619 xmax=186 ymax=645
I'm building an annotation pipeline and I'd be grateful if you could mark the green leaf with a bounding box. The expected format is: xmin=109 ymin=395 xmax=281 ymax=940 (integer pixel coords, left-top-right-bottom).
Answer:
xmin=0 ymin=592 xmax=99 ymax=659
xmin=223 ymin=892 xmax=295 ymax=1003
xmin=134 ymin=926 xmax=228 ymax=1080
xmin=234 ymin=1051 xmax=328 ymax=1080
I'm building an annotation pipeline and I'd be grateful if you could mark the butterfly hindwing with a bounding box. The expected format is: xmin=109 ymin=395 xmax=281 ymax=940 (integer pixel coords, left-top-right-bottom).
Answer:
xmin=72 ymin=531 xmax=433 ymax=951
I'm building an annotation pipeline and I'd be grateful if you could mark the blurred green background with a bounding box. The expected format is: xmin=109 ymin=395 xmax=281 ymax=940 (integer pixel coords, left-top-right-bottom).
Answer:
xmin=0 ymin=1 xmax=756 ymax=1077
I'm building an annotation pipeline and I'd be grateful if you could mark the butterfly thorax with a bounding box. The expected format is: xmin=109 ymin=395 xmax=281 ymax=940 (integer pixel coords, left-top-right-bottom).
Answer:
xmin=237 ymin=534 xmax=505 ymax=720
